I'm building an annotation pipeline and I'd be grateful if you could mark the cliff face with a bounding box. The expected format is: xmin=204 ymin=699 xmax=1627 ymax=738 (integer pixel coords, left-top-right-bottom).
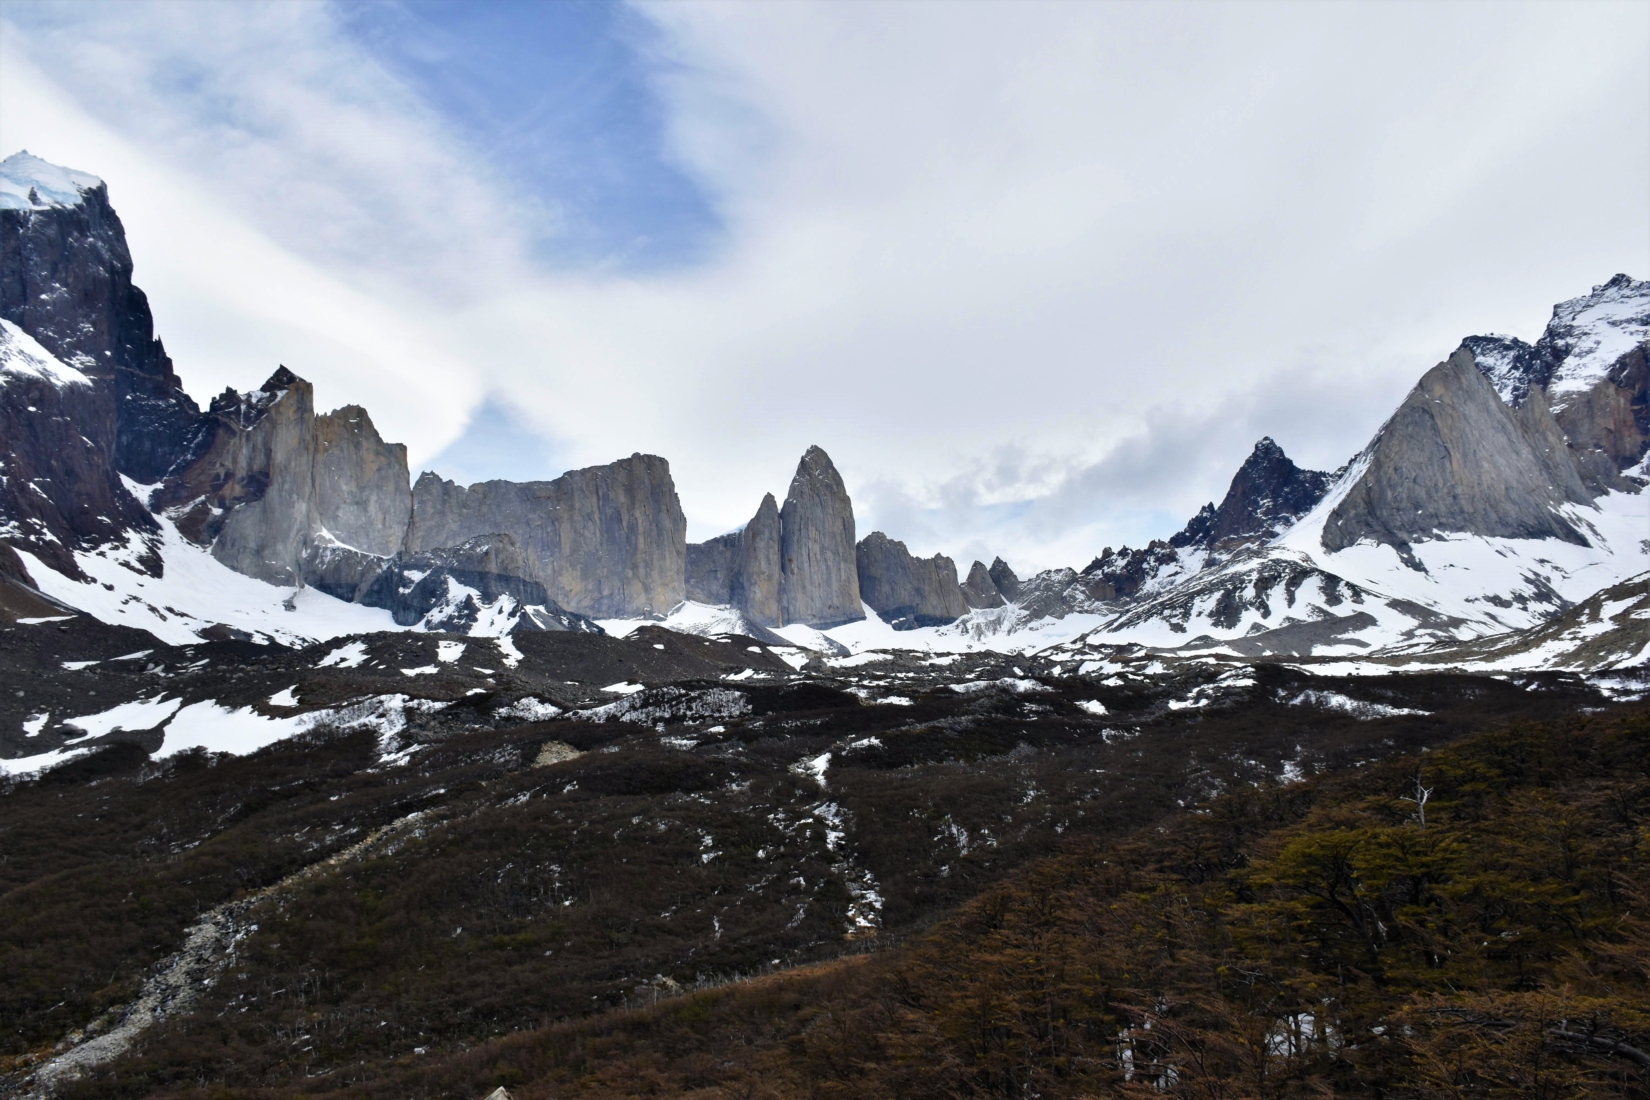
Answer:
xmin=779 ymin=447 xmax=864 ymax=628
xmin=856 ymin=532 xmax=968 ymax=629
xmin=988 ymin=558 xmax=1021 ymax=602
xmin=406 ymin=455 xmax=686 ymax=619
xmin=685 ymin=493 xmax=783 ymax=626
xmin=151 ymin=368 xmax=317 ymax=584
xmin=357 ymin=533 xmax=600 ymax=633
xmin=0 ymin=320 xmax=158 ymax=579
xmin=312 ymin=405 xmax=411 ymax=557
xmin=1323 ymin=347 xmax=1594 ymax=551
xmin=0 ymin=153 xmax=199 ymax=484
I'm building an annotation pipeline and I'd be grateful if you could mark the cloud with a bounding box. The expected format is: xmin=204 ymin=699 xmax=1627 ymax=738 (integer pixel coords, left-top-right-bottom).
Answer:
xmin=2 ymin=0 xmax=1646 ymax=567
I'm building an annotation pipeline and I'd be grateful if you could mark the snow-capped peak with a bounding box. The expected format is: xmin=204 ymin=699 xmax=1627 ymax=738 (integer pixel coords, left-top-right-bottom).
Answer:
xmin=1545 ymin=273 xmax=1650 ymax=406
xmin=0 ymin=150 xmax=104 ymax=211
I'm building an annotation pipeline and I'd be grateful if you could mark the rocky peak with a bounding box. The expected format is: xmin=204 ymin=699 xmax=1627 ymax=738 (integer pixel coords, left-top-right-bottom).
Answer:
xmin=1323 ymin=346 xmax=1594 ymax=552
xmin=1171 ymin=437 xmax=1333 ymax=554
xmin=961 ymin=560 xmax=1005 ymax=608
xmin=988 ymin=557 xmax=1021 ymax=601
xmin=779 ymin=446 xmax=863 ymax=628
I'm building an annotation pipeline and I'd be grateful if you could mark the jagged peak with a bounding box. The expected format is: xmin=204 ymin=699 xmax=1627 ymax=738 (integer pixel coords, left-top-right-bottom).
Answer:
xmin=0 ymin=150 xmax=104 ymax=211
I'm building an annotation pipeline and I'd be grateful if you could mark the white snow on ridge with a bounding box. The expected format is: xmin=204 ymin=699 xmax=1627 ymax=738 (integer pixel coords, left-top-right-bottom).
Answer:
xmin=1545 ymin=276 xmax=1650 ymax=407
xmin=0 ymin=319 xmax=91 ymax=387
xmin=16 ymin=517 xmax=399 ymax=647
xmin=0 ymin=151 xmax=102 ymax=210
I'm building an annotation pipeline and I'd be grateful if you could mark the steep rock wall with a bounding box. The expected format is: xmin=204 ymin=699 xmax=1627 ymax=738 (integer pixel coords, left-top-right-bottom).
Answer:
xmin=406 ymin=455 xmax=686 ymax=619
xmin=1323 ymin=347 xmax=1594 ymax=551
xmin=779 ymin=446 xmax=863 ymax=628
xmin=856 ymin=532 xmax=968 ymax=629
xmin=312 ymin=405 xmax=411 ymax=557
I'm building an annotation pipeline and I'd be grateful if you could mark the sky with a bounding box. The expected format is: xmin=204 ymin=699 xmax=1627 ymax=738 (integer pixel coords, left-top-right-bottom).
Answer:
xmin=1 ymin=0 xmax=1646 ymax=574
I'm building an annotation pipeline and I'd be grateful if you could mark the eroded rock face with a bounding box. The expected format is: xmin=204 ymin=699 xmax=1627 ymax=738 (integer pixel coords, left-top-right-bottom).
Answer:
xmin=313 ymin=406 xmax=412 ymax=557
xmin=856 ymin=532 xmax=968 ymax=629
xmin=151 ymin=367 xmax=318 ymax=585
xmin=779 ymin=447 xmax=864 ymax=628
xmin=685 ymin=493 xmax=783 ymax=626
xmin=406 ymin=455 xmax=686 ymax=619
xmin=0 ymin=321 xmax=158 ymax=579
xmin=0 ymin=154 xmax=199 ymax=484
xmin=1465 ymin=275 xmax=1650 ymax=492
xmin=357 ymin=533 xmax=599 ymax=633
xmin=1323 ymin=348 xmax=1594 ymax=551
xmin=988 ymin=557 xmax=1021 ymax=602
xmin=961 ymin=560 xmax=1005 ymax=609
xmin=1172 ymin=438 xmax=1334 ymax=553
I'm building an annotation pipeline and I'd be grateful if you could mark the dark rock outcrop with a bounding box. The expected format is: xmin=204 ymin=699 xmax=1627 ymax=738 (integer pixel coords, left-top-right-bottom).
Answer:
xmin=856 ymin=532 xmax=969 ymax=629
xmin=685 ymin=493 xmax=782 ymax=625
xmin=405 ymin=455 xmax=686 ymax=620
xmin=1079 ymin=542 xmax=1183 ymax=601
xmin=779 ymin=447 xmax=864 ymax=628
xmin=0 ymin=321 xmax=159 ymax=578
xmin=1323 ymin=347 xmax=1594 ymax=551
xmin=0 ymin=152 xmax=199 ymax=484
xmin=357 ymin=534 xmax=599 ymax=633
xmin=961 ymin=560 xmax=1005 ymax=608
xmin=1171 ymin=437 xmax=1334 ymax=553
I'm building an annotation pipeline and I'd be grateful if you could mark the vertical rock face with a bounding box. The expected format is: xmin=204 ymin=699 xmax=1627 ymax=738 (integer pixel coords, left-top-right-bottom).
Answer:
xmin=1323 ymin=347 xmax=1594 ymax=551
xmin=1171 ymin=438 xmax=1334 ymax=553
xmin=0 ymin=320 xmax=159 ymax=578
xmin=779 ymin=446 xmax=864 ymax=628
xmin=154 ymin=367 xmax=318 ymax=585
xmin=406 ymin=454 xmax=686 ymax=619
xmin=312 ymin=405 xmax=411 ymax=556
xmin=856 ymin=532 xmax=968 ymax=629
xmin=685 ymin=493 xmax=784 ymax=626
xmin=961 ymin=560 xmax=1005 ymax=608
xmin=0 ymin=152 xmax=199 ymax=484
xmin=988 ymin=557 xmax=1021 ymax=602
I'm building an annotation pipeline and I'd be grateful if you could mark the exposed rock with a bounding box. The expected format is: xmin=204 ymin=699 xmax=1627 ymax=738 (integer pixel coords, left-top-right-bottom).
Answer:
xmin=300 ymin=538 xmax=387 ymax=604
xmin=961 ymin=560 xmax=1005 ymax=608
xmin=0 ymin=320 xmax=158 ymax=578
xmin=1466 ymin=275 xmax=1650 ymax=490
xmin=357 ymin=534 xmax=601 ymax=634
xmin=1080 ymin=542 xmax=1185 ymax=602
xmin=153 ymin=367 xmax=317 ymax=585
xmin=685 ymin=493 xmax=783 ymax=626
xmin=1170 ymin=437 xmax=1334 ymax=553
xmin=312 ymin=406 xmax=411 ymax=557
xmin=988 ymin=557 xmax=1021 ymax=601
xmin=0 ymin=540 xmax=75 ymax=621
xmin=0 ymin=152 xmax=199 ymax=484
xmin=405 ymin=455 xmax=686 ymax=619
xmin=1323 ymin=347 xmax=1594 ymax=552
xmin=779 ymin=447 xmax=864 ymax=628
xmin=856 ymin=532 xmax=969 ymax=629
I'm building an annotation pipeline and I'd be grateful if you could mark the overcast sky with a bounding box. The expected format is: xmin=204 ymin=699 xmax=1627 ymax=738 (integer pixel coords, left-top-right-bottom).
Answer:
xmin=2 ymin=1 xmax=1646 ymax=572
